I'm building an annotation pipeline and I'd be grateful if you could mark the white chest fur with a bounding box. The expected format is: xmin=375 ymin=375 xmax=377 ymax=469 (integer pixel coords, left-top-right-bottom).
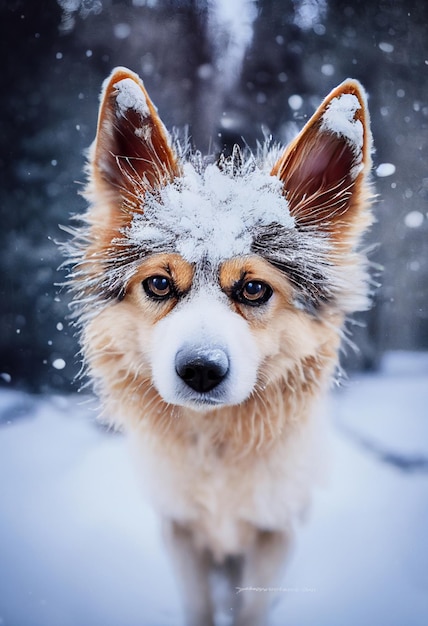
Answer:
xmin=129 ymin=408 xmax=328 ymax=560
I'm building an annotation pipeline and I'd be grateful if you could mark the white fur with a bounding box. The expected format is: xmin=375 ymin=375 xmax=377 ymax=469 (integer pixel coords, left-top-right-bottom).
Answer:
xmin=129 ymin=396 xmax=329 ymax=562
xmin=150 ymin=288 xmax=261 ymax=409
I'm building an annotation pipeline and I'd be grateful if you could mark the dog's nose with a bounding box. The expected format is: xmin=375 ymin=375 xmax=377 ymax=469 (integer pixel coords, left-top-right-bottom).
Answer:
xmin=175 ymin=347 xmax=229 ymax=393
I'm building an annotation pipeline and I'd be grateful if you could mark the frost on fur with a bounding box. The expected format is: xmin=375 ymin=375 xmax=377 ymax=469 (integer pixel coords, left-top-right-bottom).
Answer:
xmin=62 ymin=69 xmax=377 ymax=626
xmin=127 ymin=162 xmax=295 ymax=265
xmin=114 ymin=78 xmax=151 ymax=119
xmin=320 ymin=93 xmax=364 ymax=153
xmin=64 ymin=70 xmax=373 ymax=332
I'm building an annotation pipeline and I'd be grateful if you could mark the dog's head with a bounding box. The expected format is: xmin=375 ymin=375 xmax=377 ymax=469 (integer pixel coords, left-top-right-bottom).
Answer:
xmin=68 ymin=68 xmax=373 ymax=415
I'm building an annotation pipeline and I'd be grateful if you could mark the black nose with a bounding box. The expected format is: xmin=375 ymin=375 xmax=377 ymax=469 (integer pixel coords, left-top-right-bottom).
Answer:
xmin=175 ymin=347 xmax=229 ymax=393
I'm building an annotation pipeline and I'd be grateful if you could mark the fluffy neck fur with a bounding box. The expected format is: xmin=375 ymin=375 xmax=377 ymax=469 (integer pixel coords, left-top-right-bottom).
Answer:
xmin=84 ymin=319 xmax=340 ymax=459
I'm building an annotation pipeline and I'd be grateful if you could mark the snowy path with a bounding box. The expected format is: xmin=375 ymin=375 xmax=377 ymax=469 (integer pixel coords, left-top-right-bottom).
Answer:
xmin=0 ymin=352 xmax=427 ymax=626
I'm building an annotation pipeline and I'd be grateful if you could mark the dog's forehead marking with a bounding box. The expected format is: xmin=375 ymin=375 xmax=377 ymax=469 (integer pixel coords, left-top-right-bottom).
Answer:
xmin=126 ymin=163 xmax=294 ymax=264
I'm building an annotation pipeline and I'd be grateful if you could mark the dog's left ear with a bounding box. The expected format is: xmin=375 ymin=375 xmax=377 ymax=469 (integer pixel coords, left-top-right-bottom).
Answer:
xmin=271 ymin=79 xmax=372 ymax=241
xmin=89 ymin=67 xmax=179 ymax=211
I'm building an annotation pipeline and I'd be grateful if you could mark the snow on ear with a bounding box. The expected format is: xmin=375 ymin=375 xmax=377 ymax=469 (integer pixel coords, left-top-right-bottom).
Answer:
xmin=271 ymin=79 xmax=372 ymax=239
xmin=89 ymin=67 xmax=179 ymax=209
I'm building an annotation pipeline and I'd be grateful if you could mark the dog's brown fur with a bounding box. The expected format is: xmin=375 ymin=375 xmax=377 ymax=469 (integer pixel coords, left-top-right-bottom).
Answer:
xmin=66 ymin=67 xmax=373 ymax=625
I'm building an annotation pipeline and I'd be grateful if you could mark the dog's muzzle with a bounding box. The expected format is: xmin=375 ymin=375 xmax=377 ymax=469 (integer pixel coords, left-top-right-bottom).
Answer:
xmin=150 ymin=292 xmax=260 ymax=408
xmin=175 ymin=347 xmax=229 ymax=394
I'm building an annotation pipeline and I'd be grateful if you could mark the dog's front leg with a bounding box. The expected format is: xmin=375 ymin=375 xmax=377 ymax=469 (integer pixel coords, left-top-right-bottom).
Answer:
xmin=163 ymin=519 xmax=215 ymax=626
xmin=234 ymin=529 xmax=293 ymax=626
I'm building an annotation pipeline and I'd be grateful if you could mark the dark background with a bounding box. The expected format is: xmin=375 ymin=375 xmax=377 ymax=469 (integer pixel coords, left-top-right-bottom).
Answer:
xmin=1 ymin=0 xmax=427 ymax=393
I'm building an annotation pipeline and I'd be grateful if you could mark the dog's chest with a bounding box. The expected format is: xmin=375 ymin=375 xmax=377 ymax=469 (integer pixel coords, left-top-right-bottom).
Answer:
xmin=130 ymin=415 xmax=325 ymax=558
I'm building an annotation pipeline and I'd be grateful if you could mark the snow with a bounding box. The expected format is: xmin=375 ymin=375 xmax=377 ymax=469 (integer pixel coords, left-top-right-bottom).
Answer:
xmin=320 ymin=93 xmax=364 ymax=154
xmin=321 ymin=63 xmax=335 ymax=76
xmin=376 ymin=162 xmax=396 ymax=177
xmin=52 ymin=358 xmax=66 ymax=370
xmin=114 ymin=23 xmax=131 ymax=40
xmin=404 ymin=211 xmax=424 ymax=229
xmin=127 ymin=162 xmax=294 ymax=264
xmin=0 ymin=351 xmax=427 ymax=626
xmin=288 ymin=94 xmax=303 ymax=110
xmin=207 ymin=0 xmax=257 ymax=89
xmin=379 ymin=41 xmax=394 ymax=53
xmin=114 ymin=78 xmax=150 ymax=119
xmin=292 ymin=0 xmax=327 ymax=32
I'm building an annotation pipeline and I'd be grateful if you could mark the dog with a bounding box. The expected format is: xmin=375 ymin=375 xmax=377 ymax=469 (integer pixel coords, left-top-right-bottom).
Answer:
xmin=65 ymin=67 xmax=373 ymax=626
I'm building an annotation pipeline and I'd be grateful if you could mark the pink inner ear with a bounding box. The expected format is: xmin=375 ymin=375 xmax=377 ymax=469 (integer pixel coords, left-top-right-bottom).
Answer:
xmin=287 ymin=132 xmax=356 ymax=199
xmin=99 ymin=105 xmax=175 ymax=196
xmin=101 ymin=107 xmax=152 ymax=183
xmin=277 ymin=128 xmax=364 ymax=231
xmin=271 ymin=79 xmax=371 ymax=238
xmin=93 ymin=72 xmax=179 ymax=212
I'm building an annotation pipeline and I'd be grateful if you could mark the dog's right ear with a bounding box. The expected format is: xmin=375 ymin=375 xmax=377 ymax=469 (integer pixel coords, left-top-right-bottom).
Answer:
xmin=271 ymin=79 xmax=372 ymax=245
xmin=88 ymin=67 xmax=179 ymax=213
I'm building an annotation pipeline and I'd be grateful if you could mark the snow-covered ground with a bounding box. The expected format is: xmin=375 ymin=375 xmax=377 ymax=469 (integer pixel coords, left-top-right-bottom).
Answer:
xmin=0 ymin=351 xmax=427 ymax=626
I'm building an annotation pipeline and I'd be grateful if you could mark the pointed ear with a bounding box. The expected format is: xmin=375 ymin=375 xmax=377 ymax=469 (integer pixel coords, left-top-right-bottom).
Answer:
xmin=89 ymin=67 xmax=179 ymax=209
xmin=271 ymin=79 xmax=372 ymax=239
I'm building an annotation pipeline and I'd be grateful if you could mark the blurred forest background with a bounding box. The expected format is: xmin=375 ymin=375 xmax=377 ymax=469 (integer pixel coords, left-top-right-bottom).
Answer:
xmin=0 ymin=0 xmax=427 ymax=393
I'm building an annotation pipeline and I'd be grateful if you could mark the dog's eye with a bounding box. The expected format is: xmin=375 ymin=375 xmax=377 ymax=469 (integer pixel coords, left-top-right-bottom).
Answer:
xmin=237 ymin=281 xmax=273 ymax=306
xmin=143 ymin=276 xmax=173 ymax=300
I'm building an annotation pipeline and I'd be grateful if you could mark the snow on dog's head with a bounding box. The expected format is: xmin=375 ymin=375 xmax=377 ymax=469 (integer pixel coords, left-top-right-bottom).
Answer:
xmin=65 ymin=68 xmax=374 ymax=423
xmin=127 ymin=162 xmax=294 ymax=265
